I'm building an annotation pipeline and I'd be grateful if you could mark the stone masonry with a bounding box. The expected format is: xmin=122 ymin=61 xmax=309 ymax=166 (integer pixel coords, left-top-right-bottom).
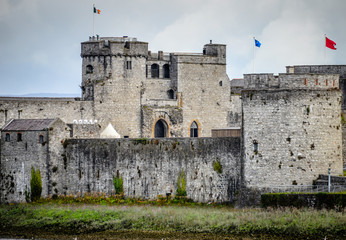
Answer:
xmin=242 ymin=73 xmax=342 ymax=188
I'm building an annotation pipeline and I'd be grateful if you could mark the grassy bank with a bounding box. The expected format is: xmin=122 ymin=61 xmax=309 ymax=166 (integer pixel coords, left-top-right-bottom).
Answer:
xmin=0 ymin=204 xmax=345 ymax=239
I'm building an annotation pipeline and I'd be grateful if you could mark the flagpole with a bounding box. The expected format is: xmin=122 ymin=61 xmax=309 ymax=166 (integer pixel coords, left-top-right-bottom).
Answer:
xmin=324 ymin=34 xmax=326 ymax=65
xmin=93 ymin=4 xmax=95 ymax=37
xmin=253 ymin=37 xmax=255 ymax=73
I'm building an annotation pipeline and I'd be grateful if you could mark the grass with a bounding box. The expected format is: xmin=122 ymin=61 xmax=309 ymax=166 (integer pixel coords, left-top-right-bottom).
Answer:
xmin=0 ymin=203 xmax=345 ymax=239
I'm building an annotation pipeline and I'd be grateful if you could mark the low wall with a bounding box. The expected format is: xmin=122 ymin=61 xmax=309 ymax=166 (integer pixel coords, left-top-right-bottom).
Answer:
xmin=62 ymin=137 xmax=241 ymax=203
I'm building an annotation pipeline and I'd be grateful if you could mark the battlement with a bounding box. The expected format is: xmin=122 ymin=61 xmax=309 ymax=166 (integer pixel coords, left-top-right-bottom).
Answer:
xmin=287 ymin=65 xmax=346 ymax=78
xmin=244 ymin=73 xmax=339 ymax=90
xmin=81 ymin=36 xmax=148 ymax=57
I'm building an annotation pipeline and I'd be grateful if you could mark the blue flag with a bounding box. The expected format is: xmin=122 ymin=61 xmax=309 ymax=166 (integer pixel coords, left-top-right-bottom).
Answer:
xmin=255 ymin=39 xmax=261 ymax=47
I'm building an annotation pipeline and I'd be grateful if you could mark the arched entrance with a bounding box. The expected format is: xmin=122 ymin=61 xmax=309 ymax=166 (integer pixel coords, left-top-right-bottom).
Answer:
xmin=154 ymin=119 xmax=168 ymax=138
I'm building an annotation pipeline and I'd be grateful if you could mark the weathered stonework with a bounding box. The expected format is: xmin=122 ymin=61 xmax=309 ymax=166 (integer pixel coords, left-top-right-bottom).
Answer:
xmin=0 ymin=37 xmax=345 ymax=204
xmin=242 ymin=73 xmax=343 ymax=187
xmin=63 ymin=137 xmax=241 ymax=203
xmin=0 ymin=119 xmax=70 ymax=203
xmin=0 ymin=37 xmax=231 ymax=139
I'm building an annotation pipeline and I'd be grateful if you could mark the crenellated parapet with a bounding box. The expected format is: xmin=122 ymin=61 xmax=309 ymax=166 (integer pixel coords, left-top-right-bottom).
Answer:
xmin=244 ymin=73 xmax=339 ymax=90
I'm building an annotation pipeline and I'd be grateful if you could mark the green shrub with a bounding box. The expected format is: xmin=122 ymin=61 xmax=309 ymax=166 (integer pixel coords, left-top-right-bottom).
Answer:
xmin=176 ymin=170 xmax=187 ymax=197
xmin=30 ymin=167 xmax=42 ymax=202
xmin=213 ymin=159 xmax=222 ymax=174
xmin=133 ymin=138 xmax=148 ymax=145
xmin=261 ymin=192 xmax=345 ymax=210
xmin=113 ymin=176 xmax=124 ymax=194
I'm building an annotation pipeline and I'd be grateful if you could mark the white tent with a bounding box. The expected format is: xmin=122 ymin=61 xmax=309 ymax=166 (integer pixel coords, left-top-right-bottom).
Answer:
xmin=100 ymin=123 xmax=121 ymax=138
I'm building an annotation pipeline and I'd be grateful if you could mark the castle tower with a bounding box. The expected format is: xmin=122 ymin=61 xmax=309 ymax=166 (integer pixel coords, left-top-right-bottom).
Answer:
xmin=242 ymin=73 xmax=343 ymax=188
xmin=81 ymin=37 xmax=148 ymax=137
xmin=171 ymin=42 xmax=231 ymax=137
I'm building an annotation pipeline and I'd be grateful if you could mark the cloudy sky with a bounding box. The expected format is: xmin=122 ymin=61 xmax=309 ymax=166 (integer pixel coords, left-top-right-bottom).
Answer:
xmin=0 ymin=0 xmax=345 ymax=96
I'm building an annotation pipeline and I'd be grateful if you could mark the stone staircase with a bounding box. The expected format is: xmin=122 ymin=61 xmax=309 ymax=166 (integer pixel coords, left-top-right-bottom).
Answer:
xmin=314 ymin=174 xmax=346 ymax=192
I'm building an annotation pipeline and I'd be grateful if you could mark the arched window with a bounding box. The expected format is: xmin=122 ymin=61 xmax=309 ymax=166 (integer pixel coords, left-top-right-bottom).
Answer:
xmin=5 ymin=133 xmax=10 ymax=142
xmin=167 ymin=89 xmax=174 ymax=99
xmin=39 ymin=135 xmax=44 ymax=143
xmin=163 ymin=64 xmax=170 ymax=78
xmin=190 ymin=121 xmax=198 ymax=137
xmin=151 ymin=64 xmax=159 ymax=78
xmin=86 ymin=65 xmax=93 ymax=74
xmin=154 ymin=119 xmax=168 ymax=138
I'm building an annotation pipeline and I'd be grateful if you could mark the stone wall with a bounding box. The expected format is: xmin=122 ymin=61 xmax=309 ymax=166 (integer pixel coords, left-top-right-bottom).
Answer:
xmin=142 ymin=79 xmax=173 ymax=100
xmin=242 ymin=78 xmax=342 ymax=187
xmin=0 ymin=98 xmax=94 ymax=128
xmin=62 ymin=137 xmax=241 ymax=203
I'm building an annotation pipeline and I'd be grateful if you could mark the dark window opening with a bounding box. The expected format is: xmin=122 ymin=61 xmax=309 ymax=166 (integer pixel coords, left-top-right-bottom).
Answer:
xmin=190 ymin=121 xmax=198 ymax=138
xmin=124 ymin=136 xmax=129 ymax=138
xmin=126 ymin=61 xmax=132 ymax=70
xmin=4 ymin=109 xmax=7 ymax=122
xmin=154 ymin=119 xmax=168 ymax=138
xmin=124 ymin=41 xmax=130 ymax=49
xmin=167 ymin=89 xmax=174 ymax=99
xmin=17 ymin=133 xmax=22 ymax=142
xmin=253 ymin=140 xmax=258 ymax=153
xmin=86 ymin=65 xmax=93 ymax=74
xmin=219 ymin=81 xmax=223 ymax=86
xmin=163 ymin=64 xmax=170 ymax=78
xmin=5 ymin=133 xmax=10 ymax=142
xmin=151 ymin=64 xmax=159 ymax=78
xmin=39 ymin=135 xmax=44 ymax=143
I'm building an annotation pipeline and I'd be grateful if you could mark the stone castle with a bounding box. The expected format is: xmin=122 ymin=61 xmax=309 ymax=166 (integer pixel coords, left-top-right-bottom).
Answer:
xmin=0 ymin=37 xmax=344 ymax=203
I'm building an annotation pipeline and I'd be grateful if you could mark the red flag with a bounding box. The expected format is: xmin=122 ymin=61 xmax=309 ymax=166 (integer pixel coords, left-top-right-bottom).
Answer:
xmin=326 ymin=37 xmax=336 ymax=50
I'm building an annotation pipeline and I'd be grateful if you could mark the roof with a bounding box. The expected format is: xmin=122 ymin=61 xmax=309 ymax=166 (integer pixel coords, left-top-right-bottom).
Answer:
xmin=2 ymin=119 xmax=57 ymax=131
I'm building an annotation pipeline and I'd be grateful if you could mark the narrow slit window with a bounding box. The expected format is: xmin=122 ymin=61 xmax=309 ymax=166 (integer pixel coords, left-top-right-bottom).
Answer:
xmin=126 ymin=61 xmax=132 ymax=70
xmin=253 ymin=140 xmax=258 ymax=153
xmin=5 ymin=133 xmax=10 ymax=142
xmin=17 ymin=133 xmax=22 ymax=142
xmin=39 ymin=135 xmax=44 ymax=143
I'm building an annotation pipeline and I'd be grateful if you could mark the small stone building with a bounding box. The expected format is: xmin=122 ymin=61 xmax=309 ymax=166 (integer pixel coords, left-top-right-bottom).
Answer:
xmin=0 ymin=118 xmax=70 ymax=202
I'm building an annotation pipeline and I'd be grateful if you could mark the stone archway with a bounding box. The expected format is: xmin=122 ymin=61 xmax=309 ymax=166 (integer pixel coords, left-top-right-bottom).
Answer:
xmin=154 ymin=119 xmax=168 ymax=138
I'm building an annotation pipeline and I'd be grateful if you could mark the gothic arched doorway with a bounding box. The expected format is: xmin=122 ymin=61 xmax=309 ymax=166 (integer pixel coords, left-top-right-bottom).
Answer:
xmin=154 ymin=119 xmax=168 ymax=138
